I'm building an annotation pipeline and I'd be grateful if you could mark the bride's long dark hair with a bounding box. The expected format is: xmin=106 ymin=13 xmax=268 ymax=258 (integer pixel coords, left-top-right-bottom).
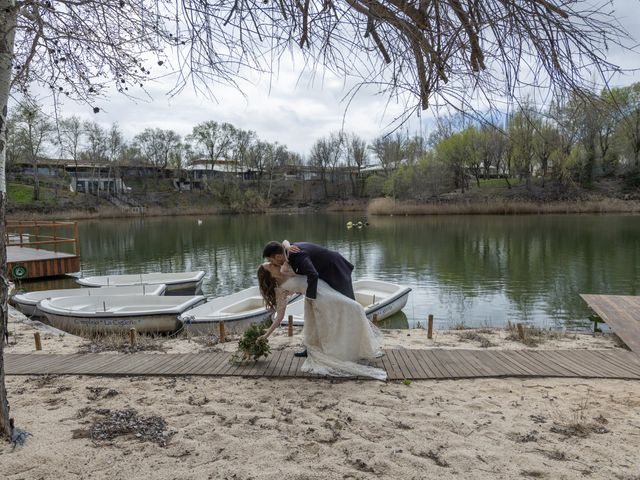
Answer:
xmin=257 ymin=264 xmax=278 ymax=311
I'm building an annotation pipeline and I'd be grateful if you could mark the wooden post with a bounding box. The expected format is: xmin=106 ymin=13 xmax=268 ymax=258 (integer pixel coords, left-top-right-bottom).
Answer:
xmin=288 ymin=315 xmax=293 ymax=337
xmin=129 ymin=328 xmax=136 ymax=347
xmin=73 ymin=222 xmax=80 ymax=256
xmin=517 ymin=323 xmax=525 ymax=340
xmin=372 ymin=313 xmax=379 ymax=325
xmin=219 ymin=321 xmax=226 ymax=342
xmin=427 ymin=314 xmax=434 ymax=339
xmin=52 ymin=222 xmax=58 ymax=253
xmin=34 ymin=332 xmax=42 ymax=351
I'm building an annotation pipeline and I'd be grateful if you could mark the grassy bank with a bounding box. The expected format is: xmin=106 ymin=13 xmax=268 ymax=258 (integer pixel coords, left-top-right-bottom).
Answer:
xmin=366 ymin=197 xmax=640 ymax=216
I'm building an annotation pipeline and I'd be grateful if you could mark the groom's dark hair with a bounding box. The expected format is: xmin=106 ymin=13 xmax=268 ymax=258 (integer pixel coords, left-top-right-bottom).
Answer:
xmin=263 ymin=241 xmax=284 ymax=258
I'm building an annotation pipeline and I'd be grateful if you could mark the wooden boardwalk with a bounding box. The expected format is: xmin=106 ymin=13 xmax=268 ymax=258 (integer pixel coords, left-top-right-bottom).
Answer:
xmin=581 ymin=294 xmax=640 ymax=353
xmin=5 ymin=349 xmax=640 ymax=380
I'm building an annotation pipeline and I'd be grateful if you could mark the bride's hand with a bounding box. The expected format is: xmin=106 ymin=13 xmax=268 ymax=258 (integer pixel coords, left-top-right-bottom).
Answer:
xmin=283 ymin=239 xmax=301 ymax=254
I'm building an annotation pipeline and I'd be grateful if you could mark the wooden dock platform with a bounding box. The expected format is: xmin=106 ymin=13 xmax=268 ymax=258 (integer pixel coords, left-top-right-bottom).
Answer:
xmin=5 ymin=349 xmax=640 ymax=380
xmin=6 ymin=221 xmax=80 ymax=280
xmin=581 ymin=294 xmax=640 ymax=353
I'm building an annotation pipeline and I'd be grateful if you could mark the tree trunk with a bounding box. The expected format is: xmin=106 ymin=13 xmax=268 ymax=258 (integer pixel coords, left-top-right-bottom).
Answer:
xmin=0 ymin=193 xmax=11 ymax=441
xmin=1 ymin=0 xmax=18 ymax=441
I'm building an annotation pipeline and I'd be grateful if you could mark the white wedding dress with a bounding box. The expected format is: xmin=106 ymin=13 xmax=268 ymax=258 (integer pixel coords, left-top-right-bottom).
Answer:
xmin=277 ymin=274 xmax=387 ymax=381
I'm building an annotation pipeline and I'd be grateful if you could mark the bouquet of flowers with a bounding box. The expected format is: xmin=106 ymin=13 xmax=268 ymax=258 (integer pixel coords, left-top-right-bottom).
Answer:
xmin=230 ymin=323 xmax=271 ymax=364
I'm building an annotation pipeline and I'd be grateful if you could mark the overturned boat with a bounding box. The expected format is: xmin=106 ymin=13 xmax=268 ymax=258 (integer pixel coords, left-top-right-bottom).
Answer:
xmin=38 ymin=295 xmax=205 ymax=334
xmin=10 ymin=284 xmax=167 ymax=318
xmin=283 ymin=279 xmax=412 ymax=326
xmin=76 ymin=271 xmax=206 ymax=295
xmin=179 ymin=286 xmax=301 ymax=335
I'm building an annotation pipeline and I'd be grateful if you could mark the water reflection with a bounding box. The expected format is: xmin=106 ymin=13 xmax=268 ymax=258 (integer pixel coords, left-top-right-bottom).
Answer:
xmin=19 ymin=213 xmax=640 ymax=330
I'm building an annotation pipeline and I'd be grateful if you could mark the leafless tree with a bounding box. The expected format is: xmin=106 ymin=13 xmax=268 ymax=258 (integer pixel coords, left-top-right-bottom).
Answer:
xmin=346 ymin=133 xmax=368 ymax=196
xmin=0 ymin=0 xmax=633 ymax=442
xmin=57 ymin=116 xmax=84 ymax=191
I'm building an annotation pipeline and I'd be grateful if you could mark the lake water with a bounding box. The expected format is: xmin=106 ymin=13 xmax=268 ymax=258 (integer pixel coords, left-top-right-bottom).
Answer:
xmin=21 ymin=213 xmax=640 ymax=330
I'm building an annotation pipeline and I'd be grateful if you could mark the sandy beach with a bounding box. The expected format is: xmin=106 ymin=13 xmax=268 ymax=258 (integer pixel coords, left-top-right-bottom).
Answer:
xmin=2 ymin=307 xmax=640 ymax=479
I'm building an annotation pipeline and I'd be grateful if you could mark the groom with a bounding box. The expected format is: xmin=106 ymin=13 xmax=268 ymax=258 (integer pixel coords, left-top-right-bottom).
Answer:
xmin=262 ymin=240 xmax=356 ymax=357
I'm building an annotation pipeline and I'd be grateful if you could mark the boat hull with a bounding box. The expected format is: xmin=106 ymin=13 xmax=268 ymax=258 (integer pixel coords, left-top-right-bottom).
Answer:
xmin=44 ymin=312 xmax=182 ymax=335
xmin=76 ymin=271 xmax=206 ymax=295
xmin=38 ymin=294 xmax=205 ymax=335
xmin=10 ymin=284 xmax=168 ymax=319
xmin=282 ymin=281 xmax=412 ymax=326
xmin=180 ymin=287 xmax=301 ymax=335
xmin=365 ymin=289 xmax=411 ymax=321
xmin=12 ymin=301 xmax=38 ymax=317
xmin=182 ymin=310 xmax=273 ymax=336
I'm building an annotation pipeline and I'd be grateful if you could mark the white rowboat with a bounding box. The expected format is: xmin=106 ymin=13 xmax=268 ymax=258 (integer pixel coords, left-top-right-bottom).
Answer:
xmin=179 ymin=286 xmax=301 ymax=335
xmin=10 ymin=284 xmax=167 ymax=318
xmin=76 ymin=271 xmax=206 ymax=294
xmin=283 ymin=280 xmax=411 ymax=326
xmin=38 ymin=295 xmax=205 ymax=334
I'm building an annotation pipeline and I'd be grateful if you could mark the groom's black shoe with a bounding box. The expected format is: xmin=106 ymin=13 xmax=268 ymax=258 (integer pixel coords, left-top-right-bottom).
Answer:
xmin=294 ymin=349 xmax=308 ymax=358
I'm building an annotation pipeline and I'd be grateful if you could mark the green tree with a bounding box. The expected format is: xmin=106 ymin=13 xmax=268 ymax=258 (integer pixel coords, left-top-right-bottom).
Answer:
xmin=10 ymin=101 xmax=53 ymax=200
xmin=611 ymin=83 xmax=640 ymax=171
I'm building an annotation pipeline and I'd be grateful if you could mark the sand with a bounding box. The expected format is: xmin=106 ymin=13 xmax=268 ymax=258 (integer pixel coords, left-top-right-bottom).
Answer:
xmin=2 ymin=307 xmax=640 ymax=479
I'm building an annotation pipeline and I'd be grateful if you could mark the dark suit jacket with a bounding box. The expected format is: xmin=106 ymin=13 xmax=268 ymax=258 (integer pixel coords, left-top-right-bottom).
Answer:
xmin=287 ymin=242 xmax=355 ymax=300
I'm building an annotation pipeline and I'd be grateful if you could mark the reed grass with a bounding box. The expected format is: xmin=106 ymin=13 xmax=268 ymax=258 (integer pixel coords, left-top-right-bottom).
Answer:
xmin=76 ymin=329 xmax=166 ymax=353
xmin=367 ymin=197 xmax=640 ymax=216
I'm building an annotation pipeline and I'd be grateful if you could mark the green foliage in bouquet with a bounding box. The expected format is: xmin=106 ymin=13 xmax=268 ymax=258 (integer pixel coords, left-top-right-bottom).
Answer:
xmin=230 ymin=323 xmax=271 ymax=364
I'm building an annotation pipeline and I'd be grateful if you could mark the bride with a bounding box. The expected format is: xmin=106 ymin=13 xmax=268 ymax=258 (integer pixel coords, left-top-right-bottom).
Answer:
xmin=257 ymin=260 xmax=387 ymax=381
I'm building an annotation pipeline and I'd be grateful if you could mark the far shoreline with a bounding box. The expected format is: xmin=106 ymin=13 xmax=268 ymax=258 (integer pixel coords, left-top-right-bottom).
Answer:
xmin=6 ymin=195 xmax=640 ymax=221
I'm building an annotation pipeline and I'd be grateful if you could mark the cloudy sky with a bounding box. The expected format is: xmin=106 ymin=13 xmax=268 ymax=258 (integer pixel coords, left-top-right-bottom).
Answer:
xmin=27 ymin=0 xmax=640 ymax=156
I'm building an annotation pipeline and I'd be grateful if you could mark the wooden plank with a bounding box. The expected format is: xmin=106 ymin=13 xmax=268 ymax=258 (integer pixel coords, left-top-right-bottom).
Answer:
xmin=286 ymin=356 xmax=303 ymax=377
xmin=533 ymin=350 xmax=588 ymax=377
xmin=384 ymin=349 xmax=405 ymax=380
xmin=467 ymin=350 xmax=512 ymax=376
xmin=581 ymin=294 xmax=640 ymax=353
xmin=185 ymin=353 xmax=223 ymax=375
xmin=211 ymin=353 xmax=236 ymax=376
xmin=446 ymin=350 xmax=486 ymax=377
xmin=276 ymin=350 xmax=295 ymax=377
xmin=135 ymin=353 xmax=182 ymax=375
xmin=409 ymin=349 xmax=441 ymax=378
xmin=417 ymin=350 xmax=450 ymax=378
xmin=172 ymin=354 xmax=210 ymax=376
xmin=548 ymin=350 xmax=608 ymax=377
xmin=390 ymin=349 xmax=413 ymax=379
xmin=140 ymin=354 xmax=191 ymax=375
xmin=197 ymin=353 xmax=228 ymax=375
xmin=563 ymin=350 xmax=635 ymax=378
xmin=507 ymin=350 xmax=568 ymax=377
xmin=454 ymin=350 xmax=497 ymax=377
xmin=475 ymin=351 xmax=520 ymax=376
xmin=378 ymin=352 xmax=397 ymax=379
xmin=263 ymin=350 xmax=285 ymax=377
xmin=5 ymin=354 xmax=58 ymax=374
xmin=589 ymin=350 xmax=640 ymax=375
xmin=401 ymin=350 xmax=431 ymax=379
xmin=493 ymin=351 xmax=541 ymax=376
xmin=62 ymin=353 xmax=117 ymax=375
